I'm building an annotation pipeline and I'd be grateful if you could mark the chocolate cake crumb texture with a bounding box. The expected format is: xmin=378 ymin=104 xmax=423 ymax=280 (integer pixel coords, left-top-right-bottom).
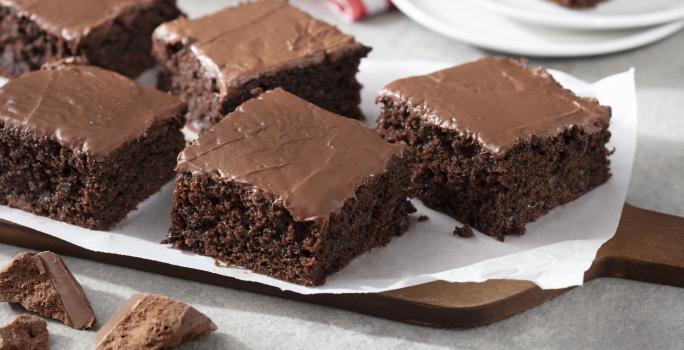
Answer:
xmin=152 ymin=0 xmax=370 ymax=131
xmin=0 ymin=251 xmax=96 ymax=330
xmin=0 ymin=64 xmax=186 ymax=230
xmin=453 ymin=224 xmax=475 ymax=238
xmin=176 ymin=88 xmax=406 ymax=226
xmin=0 ymin=0 xmax=182 ymax=78
xmin=95 ymin=293 xmax=216 ymax=350
xmin=0 ymin=65 xmax=184 ymax=157
xmin=0 ymin=315 xmax=49 ymax=350
xmin=167 ymin=88 xmax=416 ymax=286
xmin=377 ymin=57 xmax=612 ymax=240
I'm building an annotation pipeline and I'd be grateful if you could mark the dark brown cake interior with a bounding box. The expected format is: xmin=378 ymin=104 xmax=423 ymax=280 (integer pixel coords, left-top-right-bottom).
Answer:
xmin=0 ymin=65 xmax=186 ymax=229
xmin=0 ymin=314 xmax=49 ymax=350
xmin=377 ymin=57 xmax=612 ymax=239
xmin=167 ymin=89 xmax=415 ymax=285
xmin=169 ymin=157 xmax=415 ymax=285
xmin=0 ymin=0 xmax=181 ymax=78
xmin=152 ymin=0 xmax=370 ymax=131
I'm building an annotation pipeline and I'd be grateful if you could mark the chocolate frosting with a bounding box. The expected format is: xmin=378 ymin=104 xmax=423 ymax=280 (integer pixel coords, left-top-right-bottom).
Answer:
xmin=35 ymin=252 xmax=96 ymax=330
xmin=0 ymin=0 xmax=158 ymax=41
xmin=379 ymin=57 xmax=611 ymax=153
xmin=177 ymin=88 xmax=405 ymax=226
xmin=153 ymin=0 xmax=366 ymax=97
xmin=0 ymin=65 xmax=185 ymax=159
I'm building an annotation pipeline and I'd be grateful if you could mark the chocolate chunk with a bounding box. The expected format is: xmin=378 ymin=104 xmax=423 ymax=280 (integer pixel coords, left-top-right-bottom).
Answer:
xmin=0 ymin=315 xmax=48 ymax=350
xmin=418 ymin=215 xmax=430 ymax=222
xmin=96 ymin=293 xmax=216 ymax=350
xmin=453 ymin=224 xmax=475 ymax=238
xmin=0 ymin=252 xmax=96 ymax=330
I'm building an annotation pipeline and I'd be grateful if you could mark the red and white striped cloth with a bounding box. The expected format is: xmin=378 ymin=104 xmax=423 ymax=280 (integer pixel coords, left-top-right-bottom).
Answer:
xmin=325 ymin=0 xmax=393 ymax=22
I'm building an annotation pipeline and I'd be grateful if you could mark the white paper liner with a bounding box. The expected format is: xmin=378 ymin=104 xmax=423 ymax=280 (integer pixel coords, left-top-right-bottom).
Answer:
xmin=0 ymin=60 xmax=636 ymax=294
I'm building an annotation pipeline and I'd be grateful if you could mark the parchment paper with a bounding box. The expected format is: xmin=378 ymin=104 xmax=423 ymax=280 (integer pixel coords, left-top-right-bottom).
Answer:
xmin=0 ymin=60 xmax=636 ymax=294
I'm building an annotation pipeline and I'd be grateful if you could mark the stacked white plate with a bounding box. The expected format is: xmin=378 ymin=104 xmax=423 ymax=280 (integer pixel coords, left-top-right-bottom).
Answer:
xmin=392 ymin=0 xmax=684 ymax=57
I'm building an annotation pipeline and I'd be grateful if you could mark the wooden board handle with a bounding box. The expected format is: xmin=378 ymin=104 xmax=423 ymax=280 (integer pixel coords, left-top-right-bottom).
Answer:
xmin=586 ymin=204 xmax=684 ymax=287
xmin=0 ymin=203 xmax=680 ymax=328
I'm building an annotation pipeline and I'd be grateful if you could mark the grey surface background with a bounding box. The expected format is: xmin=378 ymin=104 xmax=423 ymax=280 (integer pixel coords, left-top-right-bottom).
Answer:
xmin=1 ymin=1 xmax=683 ymax=349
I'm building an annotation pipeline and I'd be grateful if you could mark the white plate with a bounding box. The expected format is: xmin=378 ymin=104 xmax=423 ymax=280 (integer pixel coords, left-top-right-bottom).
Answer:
xmin=470 ymin=0 xmax=684 ymax=30
xmin=393 ymin=0 xmax=684 ymax=57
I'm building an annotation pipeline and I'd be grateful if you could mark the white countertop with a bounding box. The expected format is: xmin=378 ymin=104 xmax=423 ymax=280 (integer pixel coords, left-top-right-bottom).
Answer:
xmin=0 ymin=1 xmax=682 ymax=349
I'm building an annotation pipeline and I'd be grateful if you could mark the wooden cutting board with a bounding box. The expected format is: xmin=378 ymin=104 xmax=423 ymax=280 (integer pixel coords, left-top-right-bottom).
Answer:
xmin=0 ymin=203 xmax=681 ymax=328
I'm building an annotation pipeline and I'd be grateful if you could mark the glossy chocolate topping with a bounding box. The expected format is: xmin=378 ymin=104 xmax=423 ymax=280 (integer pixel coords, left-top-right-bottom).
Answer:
xmin=379 ymin=57 xmax=611 ymax=153
xmin=154 ymin=0 xmax=365 ymax=97
xmin=177 ymin=88 xmax=405 ymax=226
xmin=35 ymin=252 xmax=96 ymax=330
xmin=0 ymin=0 xmax=158 ymax=41
xmin=0 ymin=65 xmax=185 ymax=158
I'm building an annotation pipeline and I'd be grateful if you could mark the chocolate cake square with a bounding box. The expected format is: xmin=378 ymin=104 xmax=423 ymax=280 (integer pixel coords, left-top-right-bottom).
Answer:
xmin=166 ymin=88 xmax=415 ymax=286
xmin=152 ymin=0 xmax=371 ymax=132
xmin=376 ymin=57 xmax=612 ymax=240
xmin=0 ymin=0 xmax=182 ymax=78
xmin=0 ymin=65 xmax=186 ymax=230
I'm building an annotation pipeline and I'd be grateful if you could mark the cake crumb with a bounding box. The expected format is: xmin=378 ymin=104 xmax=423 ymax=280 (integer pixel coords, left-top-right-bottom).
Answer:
xmin=453 ymin=224 xmax=474 ymax=238
xmin=418 ymin=215 xmax=429 ymax=222
xmin=0 ymin=314 xmax=49 ymax=350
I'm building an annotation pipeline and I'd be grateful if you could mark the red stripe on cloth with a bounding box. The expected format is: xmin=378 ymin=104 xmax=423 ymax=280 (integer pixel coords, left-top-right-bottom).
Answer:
xmin=327 ymin=0 xmax=367 ymax=21
xmin=326 ymin=0 xmax=393 ymax=21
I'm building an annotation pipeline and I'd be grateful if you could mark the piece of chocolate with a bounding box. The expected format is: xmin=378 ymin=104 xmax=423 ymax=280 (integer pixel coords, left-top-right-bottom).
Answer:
xmin=0 ymin=64 xmax=186 ymax=229
xmin=377 ymin=57 xmax=612 ymax=239
xmin=95 ymin=293 xmax=216 ymax=350
xmin=152 ymin=0 xmax=371 ymax=131
xmin=0 ymin=0 xmax=182 ymax=78
xmin=166 ymin=88 xmax=416 ymax=286
xmin=0 ymin=252 xmax=95 ymax=330
xmin=0 ymin=315 xmax=48 ymax=350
